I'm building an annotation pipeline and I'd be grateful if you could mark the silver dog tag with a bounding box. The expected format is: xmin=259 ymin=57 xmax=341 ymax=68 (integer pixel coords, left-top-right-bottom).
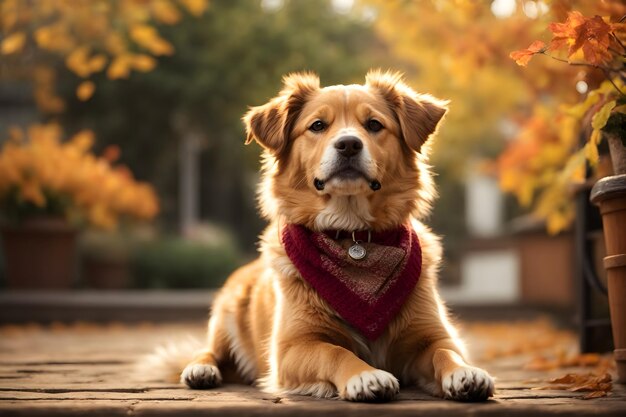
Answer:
xmin=348 ymin=243 xmax=366 ymax=260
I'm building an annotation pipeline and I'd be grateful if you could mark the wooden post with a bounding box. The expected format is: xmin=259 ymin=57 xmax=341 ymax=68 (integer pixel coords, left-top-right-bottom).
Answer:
xmin=591 ymin=173 xmax=626 ymax=383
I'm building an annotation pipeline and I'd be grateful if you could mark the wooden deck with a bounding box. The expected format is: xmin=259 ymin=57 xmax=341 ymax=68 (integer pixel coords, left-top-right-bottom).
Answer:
xmin=0 ymin=320 xmax=624 ymax=416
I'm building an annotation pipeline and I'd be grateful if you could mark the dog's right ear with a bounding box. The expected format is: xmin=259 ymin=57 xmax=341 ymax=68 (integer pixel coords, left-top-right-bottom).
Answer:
xmin=243 ymin=72 xmax=319 ymax=154
xmin=366 ymin=70 xmax=448 ymax=153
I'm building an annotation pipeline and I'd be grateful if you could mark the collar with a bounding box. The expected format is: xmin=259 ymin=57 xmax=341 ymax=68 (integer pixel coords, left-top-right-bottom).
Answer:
xmin=322 ymin=228 xmax=409 ymax=245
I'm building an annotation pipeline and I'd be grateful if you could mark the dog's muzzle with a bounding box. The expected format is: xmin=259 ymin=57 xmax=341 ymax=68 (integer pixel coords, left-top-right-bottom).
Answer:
xmin=313 ymin=135 xmax=381 ymax=192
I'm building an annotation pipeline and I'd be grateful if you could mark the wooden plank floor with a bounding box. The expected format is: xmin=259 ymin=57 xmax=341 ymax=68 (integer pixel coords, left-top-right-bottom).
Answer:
xmin=0 ymin=321 xmax=624 ymax=416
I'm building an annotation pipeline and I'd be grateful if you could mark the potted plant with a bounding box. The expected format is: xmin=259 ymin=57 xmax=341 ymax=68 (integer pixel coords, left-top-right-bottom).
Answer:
xmin=510 ymin=11 xmax=626 ymax=382
xmin=0 ymin=124 xmax=159 ymax=289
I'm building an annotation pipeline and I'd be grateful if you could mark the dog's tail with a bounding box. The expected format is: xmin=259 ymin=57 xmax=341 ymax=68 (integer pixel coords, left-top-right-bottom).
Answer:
xmin=133 ymin=336 xmax=204 ymax=383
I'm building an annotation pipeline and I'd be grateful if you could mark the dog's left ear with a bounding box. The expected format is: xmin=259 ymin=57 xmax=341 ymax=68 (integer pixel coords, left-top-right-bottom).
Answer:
xmin=366 ymin=70 xmax=448 ymax=153
xmin=243 ymin=72 xmax=320 ymax=154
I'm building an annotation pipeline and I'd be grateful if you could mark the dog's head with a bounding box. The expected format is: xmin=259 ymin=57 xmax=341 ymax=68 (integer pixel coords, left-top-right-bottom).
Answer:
xmin=243 ymin=70 xmax=447 ymax=231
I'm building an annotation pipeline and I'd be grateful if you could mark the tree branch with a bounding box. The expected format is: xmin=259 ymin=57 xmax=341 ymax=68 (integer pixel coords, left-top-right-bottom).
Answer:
xmin=609 ymin=33 xmax=626 ymax=54
xmin=539 ymin=52 xmax=625 ymax=96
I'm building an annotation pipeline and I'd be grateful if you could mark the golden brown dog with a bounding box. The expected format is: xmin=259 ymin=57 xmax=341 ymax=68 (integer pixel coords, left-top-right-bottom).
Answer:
xmin=179 ymin=71 xmax=494 ymax=402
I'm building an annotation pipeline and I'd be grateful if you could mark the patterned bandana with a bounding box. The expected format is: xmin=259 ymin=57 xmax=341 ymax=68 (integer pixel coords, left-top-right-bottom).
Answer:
xmin=281 ymin=223 xmax=422 ymax=340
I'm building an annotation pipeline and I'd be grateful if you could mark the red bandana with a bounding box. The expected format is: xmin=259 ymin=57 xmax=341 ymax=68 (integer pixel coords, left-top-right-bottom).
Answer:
xmin=281 ymin=224 xmax=422 ymax=340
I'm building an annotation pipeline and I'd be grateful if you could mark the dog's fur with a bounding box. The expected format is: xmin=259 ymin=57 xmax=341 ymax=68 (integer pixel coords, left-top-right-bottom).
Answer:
xmin=178 ymin=71 xmax=494 ymax=402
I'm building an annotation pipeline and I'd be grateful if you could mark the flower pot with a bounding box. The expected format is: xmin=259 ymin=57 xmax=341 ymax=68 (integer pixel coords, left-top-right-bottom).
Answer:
xmin=1 ymin=217 xmax=77 ymax=289
xmin=591 ymin=173 xmax=626 ymax=383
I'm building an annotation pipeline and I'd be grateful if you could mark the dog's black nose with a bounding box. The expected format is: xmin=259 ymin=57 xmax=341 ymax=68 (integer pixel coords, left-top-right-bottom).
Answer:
xmin=334 ymin=136 xmax=363 ymax=158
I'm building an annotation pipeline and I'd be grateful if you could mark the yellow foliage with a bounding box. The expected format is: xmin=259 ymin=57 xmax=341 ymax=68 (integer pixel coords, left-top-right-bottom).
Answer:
xmin=130 ymin=24 xmax=174 ymax=56
xmin=591 ymin=100 xmax=616 ymax=130
xmin=76 ymin=81 xmax=96 ymax=101
xmin=179 ymin=0 xmax=208 ymax=16
xmin=0 ymin=0 xmax=208 ymax=106
xmin=152 ymin=0 xmax=182 ymax=25
xmin=0 ymin=124 xmax=159 ymax=229
xmin=132 ymin=54 xmax=157 ymax=72
xmin=0 ymin=31 xmax=25 ymax=54
xmin=66 ymin=47 xmax=108 ymax=78
xmin=370 ymin=0 xmax=625 ymax=233
xmin=104 ymin=33 xmax=127 ymax=55
xmin=584 ymin=141 xmax=599 ymax=166
xmin=107 ymin=54 xmax=133 ymax=80
xmin=34 ymin=23 xmax=76 ymax=52
xmin=1 ymin=0 xmax=19 ymax=31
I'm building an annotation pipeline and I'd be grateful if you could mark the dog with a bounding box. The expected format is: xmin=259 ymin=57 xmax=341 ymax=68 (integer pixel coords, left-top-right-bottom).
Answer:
xmin=178 ymin=70 xmax=494 ymax=402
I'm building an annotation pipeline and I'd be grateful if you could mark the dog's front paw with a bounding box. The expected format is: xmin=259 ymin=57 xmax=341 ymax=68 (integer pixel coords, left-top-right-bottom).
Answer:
xmin=181 ymin=363 xmax=222 ymax=389
xmin=342 ymin=369 xmax=399 ymax=402
xmin=441 ymin=366 xmax=494 ymax=402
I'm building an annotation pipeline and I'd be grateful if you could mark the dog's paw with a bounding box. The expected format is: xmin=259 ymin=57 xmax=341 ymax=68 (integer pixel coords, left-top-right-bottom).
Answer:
xmin=441 ymin=366 xmax=494 ymax=402
xmin=342 ymin=369 xmax=399 ymax=402
xmin=180 ymin=363 xmax=222 ymax=389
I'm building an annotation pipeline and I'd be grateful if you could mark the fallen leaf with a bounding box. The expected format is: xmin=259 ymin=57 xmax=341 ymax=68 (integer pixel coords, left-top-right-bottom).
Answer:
xmin=549 ymin=373 xmax=583 ymax=384
xmin=570 ymin=382 xmax=612 ymax=392
xmin=582 ymin=391 xmax=607 ymax=400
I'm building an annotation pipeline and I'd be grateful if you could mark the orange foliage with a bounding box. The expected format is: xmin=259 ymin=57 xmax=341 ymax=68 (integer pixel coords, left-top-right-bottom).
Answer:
xmin=0 ymin=1 xmax=206 ymax=228
xmin=503 ymin=2 xmax=626 ymax=233
xmin=0 ymin=124 xmax=159 ymax=229
xmin=511 ymin=40 xmax=547 ymax=66
xmin=465 ymin=319 xmax=614 ymax=401
xmin=533 ymin=372 xmax=613 ymax=399
xmin=0 ymin=0 xmax=208 ymax=108
xmin=549 ymin=12 xmax=615 ymax=65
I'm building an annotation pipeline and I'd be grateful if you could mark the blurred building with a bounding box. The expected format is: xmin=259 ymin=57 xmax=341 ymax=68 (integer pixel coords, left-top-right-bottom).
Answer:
xmin=441 ymin=166 xmax=575 ymax=310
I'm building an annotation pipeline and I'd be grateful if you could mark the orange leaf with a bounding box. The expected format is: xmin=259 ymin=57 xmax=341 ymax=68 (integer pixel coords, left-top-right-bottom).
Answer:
xmin=570 ymin=382 xmax=612 ymax=392
xmin=549 ymin=11 xmax=586 ymax=52
xmin=549 ymin=12 xmax=613 ymax=65
xmin=582 ymin=390 xmax=607 ymax=400
xmin=510 ymin=40 xmax=546 ymax=66
xmin=549 ymin=373 xmax=583 ymax=384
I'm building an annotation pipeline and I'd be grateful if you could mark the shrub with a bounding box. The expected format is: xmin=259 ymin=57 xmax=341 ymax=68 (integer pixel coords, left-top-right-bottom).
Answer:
xmin=131 ymin=236 xmax=243 ymax=288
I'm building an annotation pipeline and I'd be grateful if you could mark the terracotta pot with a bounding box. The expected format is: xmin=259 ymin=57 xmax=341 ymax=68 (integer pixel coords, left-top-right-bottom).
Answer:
xmin=591 ymin=173 xmax=626 ymax=383
xmin=1 ymin=217 xmax=77 ymax=289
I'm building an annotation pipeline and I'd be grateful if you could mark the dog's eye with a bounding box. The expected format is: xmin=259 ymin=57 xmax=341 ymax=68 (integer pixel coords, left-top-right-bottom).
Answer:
xmin=309 ymin=120 xmax=326 ymax=132
xmin=366 ymin=119 xmax=384 ymax=132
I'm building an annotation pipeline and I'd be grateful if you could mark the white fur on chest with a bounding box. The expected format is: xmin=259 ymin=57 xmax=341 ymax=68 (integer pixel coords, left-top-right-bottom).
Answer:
xmin=314 ymin=195 xmax=374 ymax=231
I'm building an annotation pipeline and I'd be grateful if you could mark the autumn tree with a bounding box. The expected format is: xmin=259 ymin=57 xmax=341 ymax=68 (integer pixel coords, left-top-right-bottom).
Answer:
xmin=506 ymin=5 xmax=626 ymax=232
xmin=0 ymin=0 xmax=208 ymax=111
xmin=365 ymin=0 xmax=626 ymax=234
